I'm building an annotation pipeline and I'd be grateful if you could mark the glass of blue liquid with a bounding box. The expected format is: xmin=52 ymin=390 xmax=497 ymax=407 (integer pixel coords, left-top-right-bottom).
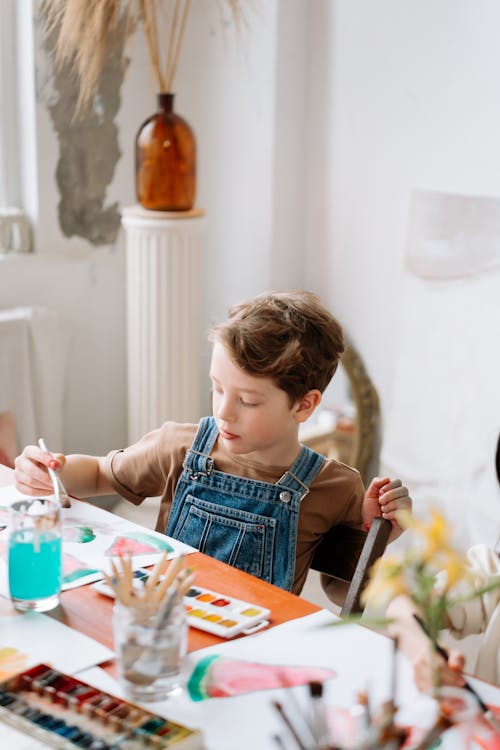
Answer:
xmin=8 ymin=496 xmax=62 ymax=612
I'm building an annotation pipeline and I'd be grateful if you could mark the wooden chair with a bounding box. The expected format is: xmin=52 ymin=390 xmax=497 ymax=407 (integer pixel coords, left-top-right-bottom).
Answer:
xmin=310 ymin=517 xmax=392 ymax=616
xmin=0 ymin=412 xmax=17 ymax=468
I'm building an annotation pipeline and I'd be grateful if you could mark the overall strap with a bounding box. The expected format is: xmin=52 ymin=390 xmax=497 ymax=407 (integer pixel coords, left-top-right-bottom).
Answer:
xmin=182 ymin=417 xmax=219 ymax=477
xmin=277 ymin=444 xmax=325 ymax=499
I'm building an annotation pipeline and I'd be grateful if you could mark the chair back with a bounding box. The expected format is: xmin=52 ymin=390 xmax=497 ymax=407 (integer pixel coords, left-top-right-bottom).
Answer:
xmin=310 ymin=517 xmax=392 ymax=616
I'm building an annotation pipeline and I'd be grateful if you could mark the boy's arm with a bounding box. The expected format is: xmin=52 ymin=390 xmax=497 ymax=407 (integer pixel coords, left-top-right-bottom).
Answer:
xmin=60 ymin=454 xmax=113 ymax=497
xmin=362 ymin=476 xmax=411 ymax=543
xmin=14 ymin=445 xmax=113 ymax=498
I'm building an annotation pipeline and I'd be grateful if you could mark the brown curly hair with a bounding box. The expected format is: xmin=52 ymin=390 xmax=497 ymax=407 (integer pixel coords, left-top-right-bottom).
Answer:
xmin=209 ymin=290 xmax=345 ymax=404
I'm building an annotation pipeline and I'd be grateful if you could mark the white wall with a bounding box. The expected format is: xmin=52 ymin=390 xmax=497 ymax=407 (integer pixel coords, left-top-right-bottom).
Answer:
xmin=300 ymin=0 xmax=500 ymax=547
xmin=306 ymin=0 xmax=500 ymax=415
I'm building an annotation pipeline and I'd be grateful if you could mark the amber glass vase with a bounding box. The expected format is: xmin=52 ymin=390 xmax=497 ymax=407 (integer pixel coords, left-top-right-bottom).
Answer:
xmin=135 ymin=93 xmax=196 ymax=211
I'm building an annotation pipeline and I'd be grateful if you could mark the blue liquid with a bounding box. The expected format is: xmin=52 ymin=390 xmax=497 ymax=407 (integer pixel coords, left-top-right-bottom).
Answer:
xmin=8 ymin=530 xmax=62 ymax=600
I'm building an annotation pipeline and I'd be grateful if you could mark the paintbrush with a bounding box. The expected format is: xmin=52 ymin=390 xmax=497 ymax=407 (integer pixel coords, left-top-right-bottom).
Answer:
xmin=178 ymin=569 xmax=197 ymax=598
xmin=107 ymin=557 xmax=136 ymax=607
xmin=308 ymin=681 xmax=331 ymax=749
xmin=152 ymin=554 xmax=186 ymax=603
xmin=38 ymin=437 xmax=71 ymax=508
xmin=272 ymin=701 xmax=308 ymax=750
xmin=143 ymin=550 xmax=169 ymax=592
xmin=276 ymin=671 xmax=317 ymax=748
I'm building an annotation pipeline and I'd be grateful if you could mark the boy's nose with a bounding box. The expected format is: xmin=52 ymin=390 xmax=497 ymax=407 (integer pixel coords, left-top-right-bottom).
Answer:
xmin=217 ymin=397 xmax=234 ymax=422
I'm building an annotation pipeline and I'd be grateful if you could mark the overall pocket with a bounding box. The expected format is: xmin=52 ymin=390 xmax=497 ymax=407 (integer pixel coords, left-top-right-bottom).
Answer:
xmin=171 ymin=495 xmax=276 ymax=580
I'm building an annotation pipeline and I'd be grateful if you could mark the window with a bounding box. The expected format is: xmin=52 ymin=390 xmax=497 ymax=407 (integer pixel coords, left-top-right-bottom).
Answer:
xmin=0 ymin=0 xmax=35 ymax=253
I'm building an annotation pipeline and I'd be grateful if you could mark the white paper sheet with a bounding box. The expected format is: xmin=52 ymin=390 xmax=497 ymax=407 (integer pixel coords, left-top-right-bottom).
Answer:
xmin=0 ymin=597 xmax=113 ymax=676
xmin=0 ymin=483 xmax=25 ymax=505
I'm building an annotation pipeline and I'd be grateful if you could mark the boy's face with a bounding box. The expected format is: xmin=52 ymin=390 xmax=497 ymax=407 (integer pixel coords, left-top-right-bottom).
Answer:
xmin=209 ymin=342 xmax=303 ymax=465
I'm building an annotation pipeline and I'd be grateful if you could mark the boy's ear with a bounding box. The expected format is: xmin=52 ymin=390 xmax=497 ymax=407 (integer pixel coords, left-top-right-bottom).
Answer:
xmin=293 ymin=390 xmax=322 ymax=423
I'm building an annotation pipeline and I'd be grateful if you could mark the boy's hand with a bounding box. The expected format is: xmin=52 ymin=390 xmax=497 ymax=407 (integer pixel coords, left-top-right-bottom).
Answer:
xmin=362 ymin=476 xmax=411 ymax=542
xmin=14 ymin=445 xmax=66 ymax=496
xmin=413 ymin=646 xmax=466 ymax=693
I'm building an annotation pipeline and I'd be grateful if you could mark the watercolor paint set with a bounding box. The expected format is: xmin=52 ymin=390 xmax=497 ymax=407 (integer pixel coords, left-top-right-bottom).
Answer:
xmin=181 ymin=584 xmax=271 ymax=638
xmin=92 ymin=572 xmax=271 ymax=639
xmin=0 ymin=663 xmax=203 ymax=749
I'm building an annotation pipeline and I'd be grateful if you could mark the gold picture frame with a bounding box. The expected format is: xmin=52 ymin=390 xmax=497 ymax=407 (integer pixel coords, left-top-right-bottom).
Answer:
xmin=302 ymin=342 xmax=380 ymax=485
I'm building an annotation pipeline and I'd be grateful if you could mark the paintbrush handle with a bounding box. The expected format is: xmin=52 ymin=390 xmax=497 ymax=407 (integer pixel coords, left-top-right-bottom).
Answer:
xmin=272 ymin=701 xmax=307 ymax=750
xmin=178 ymin=571 xmax=196 ymax=598
xmin=102 ymin=573 xmax=129 ymax=607
xmin=152 ymin=567 xmax=195 ymax=633
xmin=154 ymin=554 xmax=185 ymax=602
xmin=144 ymin=551 xmax=169 ymax=592
xmin=38 ymin=437 xmax=71 ymax=508
xmin=154 ymin=582 xmax=181 ymax=633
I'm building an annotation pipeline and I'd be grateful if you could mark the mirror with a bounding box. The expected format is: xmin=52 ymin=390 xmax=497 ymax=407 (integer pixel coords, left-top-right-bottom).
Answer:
xmin=300 ymin=341 xmax=380 ymax=485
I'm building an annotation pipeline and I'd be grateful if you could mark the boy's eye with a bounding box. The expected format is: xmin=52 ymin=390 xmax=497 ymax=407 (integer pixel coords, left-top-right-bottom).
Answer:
xmin=240 ymin=399 xmax=259 ymax=407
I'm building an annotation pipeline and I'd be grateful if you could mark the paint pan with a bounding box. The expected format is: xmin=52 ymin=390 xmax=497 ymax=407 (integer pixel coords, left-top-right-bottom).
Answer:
xmin=0 ymin=663 xmax=203 ymax=749
xmin=182 ymin=585 xmax=270 ymax=638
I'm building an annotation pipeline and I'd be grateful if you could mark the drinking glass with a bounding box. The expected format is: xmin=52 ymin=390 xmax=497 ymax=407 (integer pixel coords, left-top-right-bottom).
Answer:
xmin=113 ymin=598 xmax=187 ymax=702
xmin=8 ymin=496 xmax=62 ymax=612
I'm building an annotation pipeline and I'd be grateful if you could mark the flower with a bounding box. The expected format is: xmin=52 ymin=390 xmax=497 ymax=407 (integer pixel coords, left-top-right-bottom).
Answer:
xmin=359 ymin=555 xmax=407 ymax=605
xmin=361 ymin=508 xmax=489 ymax=647
xmin=396 ymin=507 xmax=452 ymax=559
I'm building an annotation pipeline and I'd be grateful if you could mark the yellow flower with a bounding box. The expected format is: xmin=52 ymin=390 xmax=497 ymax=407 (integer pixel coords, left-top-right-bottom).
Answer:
xmin=361 ymin=555 xmax=406 ymax=607
xmin=396 ymin=507 xmax=453 ymax=560
xmin=353 ymin=507 xmax=500 ymax=659
xmin=436 ymin=549 xmax=471 ymax=593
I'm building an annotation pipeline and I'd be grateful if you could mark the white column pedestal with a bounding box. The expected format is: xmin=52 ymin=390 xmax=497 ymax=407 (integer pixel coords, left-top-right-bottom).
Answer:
xmin=121 ymin=205 xmax=205 ymax=444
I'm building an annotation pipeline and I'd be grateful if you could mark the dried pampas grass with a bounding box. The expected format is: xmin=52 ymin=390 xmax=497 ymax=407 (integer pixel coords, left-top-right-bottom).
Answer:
xmin=42 ymin=0 xmax=132 ymax=114
xmin=42 ymin=0 xmax=252 ymax=116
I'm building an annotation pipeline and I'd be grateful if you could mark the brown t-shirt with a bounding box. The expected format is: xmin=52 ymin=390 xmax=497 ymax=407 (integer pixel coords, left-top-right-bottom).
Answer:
xmin=103 ymin=421 xmax=365 ymax=595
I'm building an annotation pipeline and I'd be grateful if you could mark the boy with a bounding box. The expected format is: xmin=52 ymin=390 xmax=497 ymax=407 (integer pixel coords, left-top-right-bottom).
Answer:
xmin=15 ymin=290 xmax=411 ymax=597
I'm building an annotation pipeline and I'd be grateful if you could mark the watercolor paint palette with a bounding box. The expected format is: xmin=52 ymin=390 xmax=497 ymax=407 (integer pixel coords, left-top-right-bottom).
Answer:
xmin=182 ymin=584 xmax=270 ymax=638
xmin=0 ymin=663 xmax=203 ymax=749
xmin=92 ymin=573 xmax=271 ymax=639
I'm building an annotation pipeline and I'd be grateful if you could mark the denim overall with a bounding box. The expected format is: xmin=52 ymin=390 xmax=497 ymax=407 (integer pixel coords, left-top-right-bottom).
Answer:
xmin=165 ymin=417 xmax=325 ymax=590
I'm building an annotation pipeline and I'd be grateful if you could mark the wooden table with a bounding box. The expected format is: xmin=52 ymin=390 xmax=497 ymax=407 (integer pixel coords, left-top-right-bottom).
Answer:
xmin=57 ymin=550 xmax=319 ymax=657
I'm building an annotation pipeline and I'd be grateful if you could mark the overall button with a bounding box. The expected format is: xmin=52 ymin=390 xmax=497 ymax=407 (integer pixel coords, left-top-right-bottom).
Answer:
xmin=279 ymin=491 xmax=291 ymax=503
